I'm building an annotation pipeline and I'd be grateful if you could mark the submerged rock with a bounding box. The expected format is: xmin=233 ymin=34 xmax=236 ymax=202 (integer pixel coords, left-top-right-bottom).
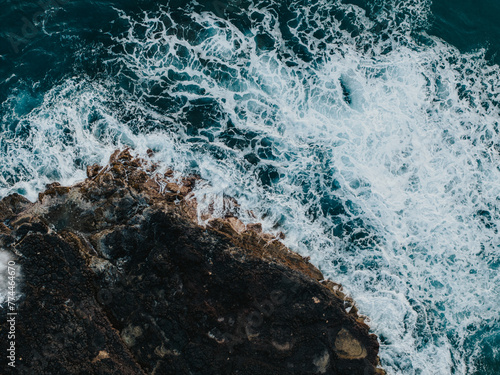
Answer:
xmin=0 ymin=150 xmax=384 ymax=374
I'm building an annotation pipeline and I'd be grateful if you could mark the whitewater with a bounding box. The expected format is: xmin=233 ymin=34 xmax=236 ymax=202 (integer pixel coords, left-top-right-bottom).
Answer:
xmin=0 ymin=0 xmax=499 ymax=373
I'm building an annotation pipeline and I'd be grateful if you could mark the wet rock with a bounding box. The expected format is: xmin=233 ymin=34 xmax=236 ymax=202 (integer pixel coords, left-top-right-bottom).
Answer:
xmin=0 ymin=149 xmax=384 ymax=375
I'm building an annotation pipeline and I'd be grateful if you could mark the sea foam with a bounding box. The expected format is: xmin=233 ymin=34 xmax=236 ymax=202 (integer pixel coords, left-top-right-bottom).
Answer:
xmin=0 ymin=0 xmax=499 ymax=373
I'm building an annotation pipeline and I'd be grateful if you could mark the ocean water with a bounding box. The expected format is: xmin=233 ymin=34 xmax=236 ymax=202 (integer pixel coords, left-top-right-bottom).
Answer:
xmin=0 ymin=0 xmax=499 ymax=374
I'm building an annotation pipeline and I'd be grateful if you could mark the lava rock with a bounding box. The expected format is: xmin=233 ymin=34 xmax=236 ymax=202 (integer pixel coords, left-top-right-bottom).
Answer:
xmin=0 ymin=150 xmax=384 ymax=375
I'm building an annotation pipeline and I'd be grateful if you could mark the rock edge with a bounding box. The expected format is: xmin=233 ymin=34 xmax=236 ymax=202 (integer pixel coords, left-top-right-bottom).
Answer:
xmin=0 ymin=149 xmax=384 ymax=375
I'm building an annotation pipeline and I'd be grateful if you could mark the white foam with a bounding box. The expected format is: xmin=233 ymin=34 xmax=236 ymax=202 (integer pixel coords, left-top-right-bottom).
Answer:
xmin=107 ymin=4 xmax=500 ymax=373
xmin=1 ymin=1 xmax=499 ymax=373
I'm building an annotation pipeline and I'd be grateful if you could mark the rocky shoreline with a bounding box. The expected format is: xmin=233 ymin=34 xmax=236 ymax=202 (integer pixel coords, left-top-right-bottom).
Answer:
xmin=0 ymin=149 xmax=384 ymax=374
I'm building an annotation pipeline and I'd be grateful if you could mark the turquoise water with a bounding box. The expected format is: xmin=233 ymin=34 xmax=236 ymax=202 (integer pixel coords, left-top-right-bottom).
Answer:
xmin=1 ymin=1 xmax=499 ymax=373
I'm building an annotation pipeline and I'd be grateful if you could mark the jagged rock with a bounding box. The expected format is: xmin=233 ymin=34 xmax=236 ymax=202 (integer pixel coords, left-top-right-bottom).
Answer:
xmin=0 ymin=150 xmax=384 ymax=375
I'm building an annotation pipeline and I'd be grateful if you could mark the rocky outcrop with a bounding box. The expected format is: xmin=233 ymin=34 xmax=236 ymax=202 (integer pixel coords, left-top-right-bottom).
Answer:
xmin=0 ymin=149 xmax=384 ymax=374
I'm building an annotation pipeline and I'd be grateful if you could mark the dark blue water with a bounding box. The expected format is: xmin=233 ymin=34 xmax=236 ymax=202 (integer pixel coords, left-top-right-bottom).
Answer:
xmin=1 ymin=1 xmax=499 ymax=374
xmin=1 ymin=0 xmax=500 ymax=103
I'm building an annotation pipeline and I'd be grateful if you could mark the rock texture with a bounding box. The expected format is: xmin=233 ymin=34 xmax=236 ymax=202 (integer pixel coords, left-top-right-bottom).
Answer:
xmin=0 ymin=150 xmax=384 ymax=374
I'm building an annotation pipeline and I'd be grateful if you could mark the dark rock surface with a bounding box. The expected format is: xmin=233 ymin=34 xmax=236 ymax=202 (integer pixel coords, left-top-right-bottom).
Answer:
xmin=0 ymin=150 xmax=384 ymax=374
